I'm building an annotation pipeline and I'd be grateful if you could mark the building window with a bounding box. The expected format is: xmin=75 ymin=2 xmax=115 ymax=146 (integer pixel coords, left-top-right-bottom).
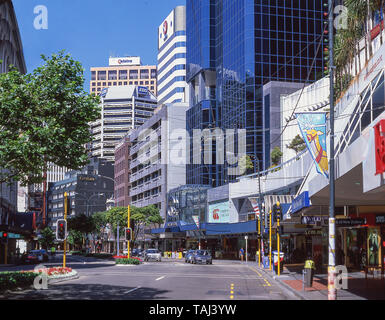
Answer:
xmin=145 ymin=81 xmax=149 ymax=85
xmin=135 ymin=81 xmax=138 ymax=85
xmin=98 ymin=71 xmax=106 ymax=80
xmin=129 ymin=70 xmax=138 ymax=79
xmin=140 ymin=69 xmax=149 ymax=79
xmin=124 ymin=81 xmax=128 ymax=85
xmin=118 ymin=82 xmax=122 ymax=85
xmin=108 ymin=82 xmax=112 ymax=86
xmin=119 ymin=70 xmax=128 ymax=80
xmin=91 ymin=71 xmax=96 ymax=81
xmin=108 ymin=70 xmax=117 ymax=80
xmin=151 ymin=69 xmax=157 ymax=78
xmin=102 ymin=82 xmax=106 ymax=86
xmin=113 ymin=82 xmax=117 ymax=85
xmin=140 ymin=81 xmax=143 ymax=85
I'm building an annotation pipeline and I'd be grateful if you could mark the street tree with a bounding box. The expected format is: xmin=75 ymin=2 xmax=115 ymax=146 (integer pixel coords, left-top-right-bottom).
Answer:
xmin=286 ymin=134 xmax=307 ymax=155
xmin=67 ymin=230 xmax=84 ymax=251
xmin=67 ymin=214 xmax=96 ymax=249
xmin=271 ymin=146 xmax=283 ymax=166
xmin=0 ymin=51 xmax=100 ymax=185
xmin=38 ymin=227 xmax=56 ymax=250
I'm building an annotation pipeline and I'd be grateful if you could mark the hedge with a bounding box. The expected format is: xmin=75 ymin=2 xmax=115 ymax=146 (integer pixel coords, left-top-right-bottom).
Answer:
xmin=115 ymin=258 xmax=142 ymax=265
xmin=0 ymin=271 xmax=39 ymax=292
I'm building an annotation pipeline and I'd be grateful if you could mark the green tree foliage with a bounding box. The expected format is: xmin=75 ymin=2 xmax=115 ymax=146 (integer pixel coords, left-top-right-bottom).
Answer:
xmin=67 ymin=230 xmax=83 ymax=250
xmin=286 ymin=134 xmax=307 ymax=155
xmin=238 ymin=154 xmax=254 ymax=175
xmin=0 ymin=51 xmax=100 ymax=185
xmin=271 ymin=147 xmax=283 ymax=166
xmin=67 ymin=214 xmax=95 ymax=248
xmin=38 ymin=227 xmax=55 ymax=250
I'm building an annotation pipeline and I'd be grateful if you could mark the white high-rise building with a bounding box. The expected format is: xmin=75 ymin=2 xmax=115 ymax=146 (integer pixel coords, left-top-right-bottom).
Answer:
xmin=157 ymin=6 xmax=189 ymax=104
xmin=90 ymin=86 xmax=157 ymax=162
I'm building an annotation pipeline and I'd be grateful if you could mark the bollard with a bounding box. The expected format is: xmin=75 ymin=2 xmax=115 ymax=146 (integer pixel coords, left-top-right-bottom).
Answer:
xmin=302 ymin=269 xmax=305 ymax=291
xmin=179 ymin=252 xmax=182 ymax=259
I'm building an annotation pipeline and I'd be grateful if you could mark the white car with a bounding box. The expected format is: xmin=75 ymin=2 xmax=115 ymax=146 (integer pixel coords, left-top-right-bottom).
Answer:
xmin=144 ymin=249 xmax=162 ymax=262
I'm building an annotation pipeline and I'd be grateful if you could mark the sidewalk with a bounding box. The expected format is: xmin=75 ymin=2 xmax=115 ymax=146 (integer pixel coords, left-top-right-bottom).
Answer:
xmin=254 ymin=262 xmax=385 ymax=300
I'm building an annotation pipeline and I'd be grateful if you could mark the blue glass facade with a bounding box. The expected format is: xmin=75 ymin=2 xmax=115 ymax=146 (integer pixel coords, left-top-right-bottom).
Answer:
xmin=186 ymin=0 xmax=326 ymax=187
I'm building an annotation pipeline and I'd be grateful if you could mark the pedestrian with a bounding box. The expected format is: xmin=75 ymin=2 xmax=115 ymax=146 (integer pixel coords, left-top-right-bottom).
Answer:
xmin=239 ymin=247 xmax=244 ymax=262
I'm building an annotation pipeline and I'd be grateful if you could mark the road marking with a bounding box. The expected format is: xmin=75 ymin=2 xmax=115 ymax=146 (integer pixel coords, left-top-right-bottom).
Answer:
xmin=124 ymin=286 xmax=141 ymax=294
xmin=155 ymin=276 xmax=165 ymax=281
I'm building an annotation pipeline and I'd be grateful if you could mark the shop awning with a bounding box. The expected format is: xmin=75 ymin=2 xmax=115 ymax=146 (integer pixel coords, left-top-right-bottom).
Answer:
xmin=201 ymin=220 xmax=257 ymax=235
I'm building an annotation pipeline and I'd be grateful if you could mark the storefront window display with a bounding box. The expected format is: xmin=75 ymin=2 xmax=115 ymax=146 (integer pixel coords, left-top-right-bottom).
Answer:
xmin=368 ymin=227 xmax=381 ymax=266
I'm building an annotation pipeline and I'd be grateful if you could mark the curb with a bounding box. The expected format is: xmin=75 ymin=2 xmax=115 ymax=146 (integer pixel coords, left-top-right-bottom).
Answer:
xmin=48 ymin=271 xmax=79 ymax=284
xmin=255 ymin=265 xmax=307 ymax=300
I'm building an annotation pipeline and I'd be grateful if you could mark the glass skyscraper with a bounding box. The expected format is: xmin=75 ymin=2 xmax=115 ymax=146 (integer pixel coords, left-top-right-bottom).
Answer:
xmin=186 ymin=0 xmax=327 ymax=187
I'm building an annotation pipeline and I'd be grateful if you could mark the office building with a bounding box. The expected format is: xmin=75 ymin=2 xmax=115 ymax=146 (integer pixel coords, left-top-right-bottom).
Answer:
xmin=90 ymin=57 xmax=157 ymax=96
xmin=89 ymin=85 xmax=157 ymax=162
xmin=186 ymin=0 xmax=327 ymax=187
xmin=114 ymin=136 xmax=131 ymax=207
xmin=47 ymin=158 xmax=114 ymax=228
xmin=116 ymin=103 xmax=188 ymax=220
xmin=157 ymin=6 xmax=189 ymax=104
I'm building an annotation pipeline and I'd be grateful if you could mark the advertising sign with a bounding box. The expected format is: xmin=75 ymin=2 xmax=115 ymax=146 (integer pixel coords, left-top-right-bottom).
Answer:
xmin=295 ymin=112 xmax=329 ymax=178
xmin=336 ymin=218 xmax=366 ymax=227
xmin=137 ymin=86 xmax=148 ymax=96
xmin=374 ymin=119 xmax=385 ymax=175
xmin=109 ymin=56 xmax=141 ymax=66
xmin=208 ymin=201 xmax=230 ymax=223
xmin=292 ymin=191 xmax=310 ymax=213
xmin=158 ymin=9 xmax=175 ymax=49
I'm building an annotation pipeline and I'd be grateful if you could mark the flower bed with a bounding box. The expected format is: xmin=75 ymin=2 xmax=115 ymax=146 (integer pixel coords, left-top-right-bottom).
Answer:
xmin=115 ymin=258 xmax=142 ymax=265
xmin=113 ymin=255 xmax=142 ymax=262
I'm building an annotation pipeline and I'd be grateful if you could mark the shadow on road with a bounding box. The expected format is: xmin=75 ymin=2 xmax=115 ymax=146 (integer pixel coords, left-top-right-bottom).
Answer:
xmin=1 ymin=283 xmax=170 ymax=300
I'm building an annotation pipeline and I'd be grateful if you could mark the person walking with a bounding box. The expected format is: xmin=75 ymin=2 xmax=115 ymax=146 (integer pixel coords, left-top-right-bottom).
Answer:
xmin=239 ymin=247 xmax=245 ymax=262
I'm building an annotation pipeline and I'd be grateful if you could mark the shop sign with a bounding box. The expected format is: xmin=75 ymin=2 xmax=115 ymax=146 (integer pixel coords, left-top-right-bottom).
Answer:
xmin=79 ymin=176 xmax=95 ymax=182
xmin=301 ymin=216 xmax=322 ymax=225
xmin=336 ymin=218 xmax=366 ymax=227
xmin=374 ymin=119 xmax=385 ymax=175
xmin=291 ymin=191 xmax=310 ymax=213
xmin=375 ymin=215 xmax=385 ymax=224
xmin=305 ymin=229 xmax=322 ymax=236
xmin=208 ymin=201 xmax=230 ymax=223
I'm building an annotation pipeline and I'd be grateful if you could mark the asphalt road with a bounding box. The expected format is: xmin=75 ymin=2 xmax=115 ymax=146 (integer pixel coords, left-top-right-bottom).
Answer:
xmin=0 ymin=254 xmax=298 ymax=300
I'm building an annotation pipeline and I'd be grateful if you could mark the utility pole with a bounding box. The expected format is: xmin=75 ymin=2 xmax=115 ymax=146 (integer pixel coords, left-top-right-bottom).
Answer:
xmin=127 ymin=205 xmax=130 ymax=259
xmin=269 ymin=210 xmax=272 ymax=271
xmin=277 ymin=217 xmax=281 ymax=276
xmin=328 ymin=0 xmax=337 ymax=301
xmin=63 ymin=192 xmax=68 ymax=268
xmin=117 ymin=220 xmax=120 ymax=256
xmin=257 ymin=159 xmax=262 ymax=267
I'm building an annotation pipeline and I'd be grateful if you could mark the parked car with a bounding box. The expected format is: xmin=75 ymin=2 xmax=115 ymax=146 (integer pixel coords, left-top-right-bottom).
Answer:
xmin=191 ymin=250 xmax=212 ymax=264
xmin=144 ymin=249 xmax=162 ymax=262
xmin=21 ymin=250 xmax=49 ymax=264
xmin=131 ymin=248 xmax=143 ymax=257
xmin=185 ymin=250 xmax=196 ymax=263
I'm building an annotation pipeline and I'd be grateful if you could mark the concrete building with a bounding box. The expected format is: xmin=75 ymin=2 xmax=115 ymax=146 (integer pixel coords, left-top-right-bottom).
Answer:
xmin=157 ymin=6 xmax=188 ymax=104
xmin=262 ymin=81 xmax=304 ymax=169
xmin=47 ymin=158 xmax=114 ymax=229
xmin=90 ymin=57 xmax=157 ymax=97
xmin=114 ymin=136 xmax=131 ymax=207
xmin=89 ymin=85 xmax=157 ymax=162
xmin=122 ymin=103 xmax=188 ymax=220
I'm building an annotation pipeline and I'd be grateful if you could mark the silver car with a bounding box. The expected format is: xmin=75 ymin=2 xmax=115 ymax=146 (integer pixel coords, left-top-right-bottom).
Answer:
xmin=144 ymin=249 xmax=162 ymax=262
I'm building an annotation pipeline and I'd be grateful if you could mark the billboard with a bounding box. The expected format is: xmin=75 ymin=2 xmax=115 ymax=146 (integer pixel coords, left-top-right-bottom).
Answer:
xmin=158 ymin=9 xmax=175 ymax=49
xmin=208 ymin=201 xmax=230 ymax=223
xmin=109 ymin=56 xmax=141 ymax=66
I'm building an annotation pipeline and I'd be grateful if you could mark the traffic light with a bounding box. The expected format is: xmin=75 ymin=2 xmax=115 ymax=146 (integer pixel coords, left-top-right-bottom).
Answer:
xmin=1 ymin=232 xmax=8 ymax=243
xmin=273 ymin=202 xmax=282 ymax=223
xmin=125 ymin=227 xmax=132 ymax=241
xmin=56 ymin=219 xmax=67 ymax=241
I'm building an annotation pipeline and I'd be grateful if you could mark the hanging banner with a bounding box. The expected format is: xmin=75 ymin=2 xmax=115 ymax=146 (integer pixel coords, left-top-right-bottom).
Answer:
xmin=249 ymin=198 xmax=261 ymax=219
xmin=295 ymin=112 xmax=329 ymax=178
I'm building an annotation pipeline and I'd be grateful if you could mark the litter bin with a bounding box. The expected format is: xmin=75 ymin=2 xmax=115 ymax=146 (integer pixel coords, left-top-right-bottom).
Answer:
xmin=303 ymin=268 xmax=314 ymax=287
xmin=272 ymin=251 xmax=284 ymax=274
xmin=303 ymin=259 xmax=315 ymax=287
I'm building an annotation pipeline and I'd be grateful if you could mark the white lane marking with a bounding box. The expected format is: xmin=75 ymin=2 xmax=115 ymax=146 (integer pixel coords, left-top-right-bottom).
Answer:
xmin=155 ymin=276 xmax=165 ymax=281
xmin=124 ymin=286 xmax=141 ymax=294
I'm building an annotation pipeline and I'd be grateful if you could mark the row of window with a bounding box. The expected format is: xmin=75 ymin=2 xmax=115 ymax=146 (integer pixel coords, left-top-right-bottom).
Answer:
xmin=91 ymin=69 xmax=157 ymax=81
xmin=92 ymin=85 xmax=155 ymax=92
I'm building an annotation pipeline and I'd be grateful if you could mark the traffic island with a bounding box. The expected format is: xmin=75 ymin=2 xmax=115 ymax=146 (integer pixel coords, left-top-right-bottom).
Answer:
xmin=114 ymin=257 xmax=143 ymax=265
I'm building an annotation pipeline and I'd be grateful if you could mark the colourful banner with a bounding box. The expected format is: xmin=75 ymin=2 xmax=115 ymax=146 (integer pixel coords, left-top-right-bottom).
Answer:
xmin=295 ymin=112 xmax=329 ymax=178
xmin=249 ymin=198 xmax=261 ymax=219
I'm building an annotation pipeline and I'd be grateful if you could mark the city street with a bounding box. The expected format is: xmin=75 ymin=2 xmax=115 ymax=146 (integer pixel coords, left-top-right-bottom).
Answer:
xmin=0 ymin=254 xmax=298 ymax=300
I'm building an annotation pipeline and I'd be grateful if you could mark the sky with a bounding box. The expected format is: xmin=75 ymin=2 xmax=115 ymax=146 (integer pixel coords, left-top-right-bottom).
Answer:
xmin=13 ymin=0 xmax=186 ymax=92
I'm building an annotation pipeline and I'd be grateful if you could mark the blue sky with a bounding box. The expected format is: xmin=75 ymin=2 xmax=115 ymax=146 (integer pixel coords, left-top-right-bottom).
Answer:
xmin=13 ymin=0 xmax=185 ymax=92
